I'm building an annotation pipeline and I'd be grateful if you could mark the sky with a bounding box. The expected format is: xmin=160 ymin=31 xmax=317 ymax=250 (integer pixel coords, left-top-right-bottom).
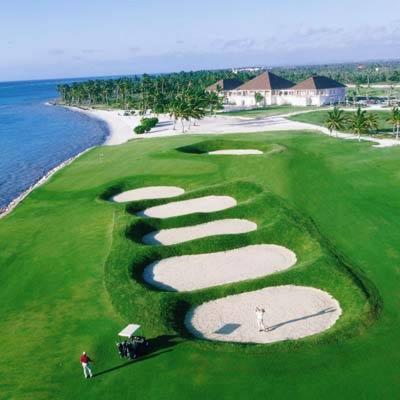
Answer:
xmin=1 ymin=0 xmax=400 ymax=81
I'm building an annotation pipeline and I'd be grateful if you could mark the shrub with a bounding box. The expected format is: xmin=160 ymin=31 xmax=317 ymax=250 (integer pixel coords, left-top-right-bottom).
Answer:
xmin=134 ymin=125 xmax=146 ymax=134
xmin=141 ymin=117 xmax=159 ymax=130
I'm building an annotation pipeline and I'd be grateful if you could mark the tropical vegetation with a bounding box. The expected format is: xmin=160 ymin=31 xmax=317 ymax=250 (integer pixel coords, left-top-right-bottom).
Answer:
xmin=324 ymin=106 xmax=348 ymax=137
xmin=134 ymin=117 xmax=159 ymax=134
xmin=387 ymin=106 xmax=400 ymax=140
xmin=290 ymin=108 xmax=399 ymax=140
xmin=57 ymin=72 xmax=229 ymax=131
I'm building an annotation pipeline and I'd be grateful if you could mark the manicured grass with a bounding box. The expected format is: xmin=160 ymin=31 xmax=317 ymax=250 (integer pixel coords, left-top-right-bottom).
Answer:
xmin=289 ymin=109 xmax=395 ymax=137
xmin=348 ymin=85 xmax=400 ymax=98
xmin=1 ymin=131 xmax=400 ymax=399
xmin=221 ymin=105 xmax=314 ymax=118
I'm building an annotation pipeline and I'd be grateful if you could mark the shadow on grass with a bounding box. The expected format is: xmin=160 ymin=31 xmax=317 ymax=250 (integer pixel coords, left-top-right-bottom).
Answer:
xmin=94 ymin=335 xmax=179 ymax=378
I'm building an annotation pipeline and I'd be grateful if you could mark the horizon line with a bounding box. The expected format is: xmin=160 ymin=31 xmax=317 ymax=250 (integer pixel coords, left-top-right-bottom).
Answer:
xmin=1 ymin=57 xmax=400 ymax=84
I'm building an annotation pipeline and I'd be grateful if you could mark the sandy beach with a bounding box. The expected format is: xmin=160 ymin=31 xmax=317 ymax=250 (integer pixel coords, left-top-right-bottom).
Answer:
xmin=67 ymin=105 xmax=400 ymax=149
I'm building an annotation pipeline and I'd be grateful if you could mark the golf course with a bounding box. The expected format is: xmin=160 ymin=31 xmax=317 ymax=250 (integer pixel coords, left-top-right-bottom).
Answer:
xmin=1 ymin=129 xmax=399 ymax=399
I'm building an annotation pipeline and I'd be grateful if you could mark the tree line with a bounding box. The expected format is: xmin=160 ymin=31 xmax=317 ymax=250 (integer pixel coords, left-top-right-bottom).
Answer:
xmin=57 ymin=70 xmax=260 ymax=131
xmin=272 ymin=60 xmax=400 ymax=85
xmin=56 ymin=70 xmax=256 ymax=110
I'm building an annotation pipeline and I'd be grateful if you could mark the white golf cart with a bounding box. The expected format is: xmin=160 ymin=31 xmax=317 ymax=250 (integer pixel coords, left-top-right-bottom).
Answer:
xmin=116 ymin=324 xmax=150 ymax=360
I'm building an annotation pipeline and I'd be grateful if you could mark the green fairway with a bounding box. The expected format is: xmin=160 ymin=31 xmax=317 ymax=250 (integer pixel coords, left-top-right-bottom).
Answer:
xmin=220 ymin=105 xmax=313 ymax=118
xmin=1 ymin=131 xmax=400 ymax=399
xmin=289 ymin=109 xmax=395 ymax=137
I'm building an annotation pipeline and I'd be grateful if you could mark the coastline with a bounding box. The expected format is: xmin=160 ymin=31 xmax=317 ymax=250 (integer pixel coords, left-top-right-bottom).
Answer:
xmin=63 ymin=105 xmax=139 ymax=145
xmin=0 ymin=147 xmax=93 ymax=219
xmin=0 ymin=103 xmax=130 ymax=219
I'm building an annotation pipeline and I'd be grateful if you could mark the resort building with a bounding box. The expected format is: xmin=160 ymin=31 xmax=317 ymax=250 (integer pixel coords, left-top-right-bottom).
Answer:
xmin=207 ymin=78 xmax=243 ymax=103
xmin=287 ymin=76 xmax=347 ymax=106
xmin=225 ymin=71 xmax=295 ymax=107
xmin=209 ymin=72 xmax=346 ymax=108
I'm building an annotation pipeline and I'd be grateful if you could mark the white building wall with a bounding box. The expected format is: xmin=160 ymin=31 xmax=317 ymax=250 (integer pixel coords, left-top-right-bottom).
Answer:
xmin=225 ymin=87 xmax=345 ymax=108
xmin=227 ymin=90 xmax=274 ymax=107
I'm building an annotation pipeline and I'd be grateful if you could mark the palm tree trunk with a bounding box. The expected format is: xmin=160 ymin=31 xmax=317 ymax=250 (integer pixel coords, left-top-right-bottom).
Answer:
xmin=181 ymin=118 xmax=185 ymax=133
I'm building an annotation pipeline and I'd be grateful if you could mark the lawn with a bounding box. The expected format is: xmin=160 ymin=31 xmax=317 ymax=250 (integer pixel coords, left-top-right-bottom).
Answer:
xmin=289 ymin=109 xmax=395 ymax=137
xmin=347 ymin=85 xmax=400 ymax=98
xmin=220 ymin=105 xmax=314 ymax=118
xmin=0 ymin=131 xmax=399 ymax=399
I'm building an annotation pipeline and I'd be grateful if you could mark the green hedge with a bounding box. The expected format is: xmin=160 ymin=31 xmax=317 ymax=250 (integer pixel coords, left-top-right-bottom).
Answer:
xmin=134 ymin=117 xmax=159 ymax=134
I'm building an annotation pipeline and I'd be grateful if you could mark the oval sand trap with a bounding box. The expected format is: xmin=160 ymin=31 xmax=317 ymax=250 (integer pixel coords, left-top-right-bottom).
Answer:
xmin=137 ymin=195 xmax=236 ymax=219
xmin=143 ymin=218 xmax=257 ymax=245
xmin=113 ymin=186 xmax=184 ymax=203
xmin=208 ymin=149 xmax=263 ymax=155
xmin=185 ymin=285 xmax=341 ymax=344
xmin=143 ymin=244 xmax=296 ymax=291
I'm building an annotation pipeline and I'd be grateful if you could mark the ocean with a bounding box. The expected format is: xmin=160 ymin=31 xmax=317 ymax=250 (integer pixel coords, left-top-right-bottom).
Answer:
xmin=0 ymin=78 xmax=109 ymax=211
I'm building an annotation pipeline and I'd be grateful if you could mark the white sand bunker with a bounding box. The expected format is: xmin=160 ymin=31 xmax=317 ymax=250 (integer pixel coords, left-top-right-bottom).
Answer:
xmin=208 ymin=149 xmax=263 ymax=155
xmin=142 ymin=218 xmax=257 ymax=245
xmin=137 ymin=195 xmax=236 ymax=219
xmin=143 ymin=244 xmax=296 ymax=291
xmin=113 ymin=186 xmax=184 ymax=203
xmin=185 ymin=285 xmax=341 ymax=344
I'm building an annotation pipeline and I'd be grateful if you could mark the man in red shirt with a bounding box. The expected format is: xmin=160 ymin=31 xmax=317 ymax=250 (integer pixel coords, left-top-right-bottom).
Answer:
xmin=80 ymin=352 xmax=94 ymax=379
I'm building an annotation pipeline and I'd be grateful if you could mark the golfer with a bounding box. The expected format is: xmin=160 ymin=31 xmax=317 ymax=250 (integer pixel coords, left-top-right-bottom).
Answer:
xmin=80 ymin=352 xmax=94 ymax=379
xmin=255 ymin=306 xmax=266 ymax=331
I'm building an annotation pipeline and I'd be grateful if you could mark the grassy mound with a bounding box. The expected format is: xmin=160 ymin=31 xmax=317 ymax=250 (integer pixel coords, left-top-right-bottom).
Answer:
xmin=177 ymin=139 xmax=285 ymax=155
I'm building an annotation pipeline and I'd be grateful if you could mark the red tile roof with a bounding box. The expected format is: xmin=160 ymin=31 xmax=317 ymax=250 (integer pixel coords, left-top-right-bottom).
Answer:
xmin=236 ymin=71 xmax=294 ymax=91
xmin=291 ymin=76 xmax=346 ymax=90
xmin=207 ymin=78 xmax=244 ymax=91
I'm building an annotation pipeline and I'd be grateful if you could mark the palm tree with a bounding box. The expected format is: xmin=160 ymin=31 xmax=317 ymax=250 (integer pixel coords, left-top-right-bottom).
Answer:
xmin=387 ymin=107 xmax=400 ymax=140
xmin=186 ymin=91 xmax=206 ymax=130
xmin=348 ymin=107 xmax=369 ymax=142
xmin=168 ymin=95 xmax=190 ymax=132
xmin=324 ymin=107 xmax=347 ymax=137
xmin=254 ymin=92 xmax=264 ymax=107
xmin=365 ymin=112 xmax=379 ymax=135
xmin=207 ymin=91 xmax=222 ymax=116
xmin=350 ymin=89 xmax=357 ymax=106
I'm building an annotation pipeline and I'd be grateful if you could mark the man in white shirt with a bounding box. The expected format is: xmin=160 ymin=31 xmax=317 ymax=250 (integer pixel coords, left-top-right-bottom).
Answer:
xmin=255 ymin=306 xmax=266 ymax=331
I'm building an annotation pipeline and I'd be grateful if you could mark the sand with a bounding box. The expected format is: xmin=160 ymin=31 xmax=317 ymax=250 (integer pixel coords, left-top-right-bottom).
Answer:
xmin=137 ymin=195 xmax=237 ymax=219
xmin=142 ymin=218 xmax=257 ymax=245
xmin=143 ymin=244 xmax=297 ymax=291
xmin=208 ymin=149 xmax=263 ymax=155
xmin=112 ymin=186 xmax=184 ymax=203
xmin=185 ymin=285 xmax=341 ymax=343
xmin=66 ymin=106 xmax=400 ymax=149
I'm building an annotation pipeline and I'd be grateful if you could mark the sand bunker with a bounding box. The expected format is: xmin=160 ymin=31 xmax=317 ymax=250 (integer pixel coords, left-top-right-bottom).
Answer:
xmin=137 ymin=195 xmax=236 ymax=219
xmin=185 ymin=285 xmax=341 ymax=344
xmin=112 ymin=186 xmax=184 ymax=203
xmin=142 ymin=218 xmax=257 ymax=245
xmin=208 ymin=149 xmax=263 ymax=155
xmin=143 ymin=244 xmax=296 ymax=291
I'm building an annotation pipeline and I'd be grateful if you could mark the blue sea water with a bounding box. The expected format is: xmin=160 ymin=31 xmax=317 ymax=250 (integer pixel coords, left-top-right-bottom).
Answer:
xmin=0 ymin=78 xmax=109 ymax=210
